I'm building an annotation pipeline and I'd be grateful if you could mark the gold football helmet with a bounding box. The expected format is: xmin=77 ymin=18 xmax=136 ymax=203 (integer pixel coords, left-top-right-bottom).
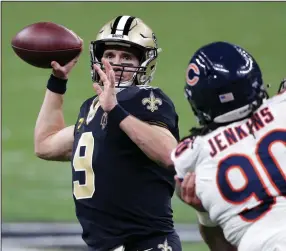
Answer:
xmin=90 ymin=15 xmax=161 ymax=88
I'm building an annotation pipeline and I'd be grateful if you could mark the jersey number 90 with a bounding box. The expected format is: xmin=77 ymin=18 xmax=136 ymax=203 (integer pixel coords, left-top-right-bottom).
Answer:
xmin=216 ymin=129 xmax=286 ymax=222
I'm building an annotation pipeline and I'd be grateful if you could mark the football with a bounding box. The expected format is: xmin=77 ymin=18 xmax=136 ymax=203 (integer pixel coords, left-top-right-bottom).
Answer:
xmin=11 ymin=22 xmax=82 ymax=68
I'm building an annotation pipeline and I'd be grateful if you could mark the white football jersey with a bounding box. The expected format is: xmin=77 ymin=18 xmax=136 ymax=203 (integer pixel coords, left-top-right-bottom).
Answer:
xmin=172 ymin=91 xmax=286 ymax=250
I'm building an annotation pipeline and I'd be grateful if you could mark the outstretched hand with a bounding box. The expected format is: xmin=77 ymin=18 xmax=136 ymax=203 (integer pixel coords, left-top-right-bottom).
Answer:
xmin=92 ymin=58 xmax=118 ymax=112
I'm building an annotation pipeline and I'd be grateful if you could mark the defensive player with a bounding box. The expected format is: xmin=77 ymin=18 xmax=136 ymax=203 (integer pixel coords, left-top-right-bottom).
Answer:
xmin=172 ymin=41 xmax=286 ymax=251
xmin=34 ymin=16 xmax=181 ymax=251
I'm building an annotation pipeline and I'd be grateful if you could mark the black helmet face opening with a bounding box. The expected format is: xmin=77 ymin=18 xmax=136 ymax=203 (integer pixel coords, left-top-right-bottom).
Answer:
xmin=90 ymin=16 xmax=160 ymax=88
xmin=90 ymin=41 xmax=158 ymax=88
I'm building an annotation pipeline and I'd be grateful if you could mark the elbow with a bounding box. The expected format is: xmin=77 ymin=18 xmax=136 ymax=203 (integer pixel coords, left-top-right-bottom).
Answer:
xmin=160 ymin=149 xmax=175 ymax=169
xmin=34 ymin=133 xmax=47 ymax=159
xmin=165 ymin=146 xmax=176 ymax=168
xmin=34 ymin=145 xmax=47 ymax=160
xmin=34 ymin=140 xmax=71 ymax=161
xmin=164 ymin=157 xmax=174 ymax=169
xmin=34 ymin=133 xmax=55 ymax=160
xmin=34 ymin=140 xmax=42 ymax=157
xmin=153 ymin=154 xmax=173 ymax=169
xmin=35 ymin=151 xmax=47 ymax=160
xmin=162 ymin=138 xmax=177 ymax=169
xmin=34 ymin=141 xmax=51 ymax=160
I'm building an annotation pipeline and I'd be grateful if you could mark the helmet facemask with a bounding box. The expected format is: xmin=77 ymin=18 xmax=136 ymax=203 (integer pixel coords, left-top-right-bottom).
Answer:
xmin=90 ymin=41 xmax=159 ymax=89
xmin=89 ymin=16 xmax=160 ymax=90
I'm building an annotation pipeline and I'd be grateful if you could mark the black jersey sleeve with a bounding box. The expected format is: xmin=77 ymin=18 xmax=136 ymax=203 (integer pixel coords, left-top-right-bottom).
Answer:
xmin=119 ymin=86 xmax=180 ymax=141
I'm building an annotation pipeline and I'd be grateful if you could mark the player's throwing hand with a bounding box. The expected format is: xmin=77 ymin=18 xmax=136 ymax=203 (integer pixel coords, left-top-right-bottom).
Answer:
xmin=51 ymin=38 xmax=83 ymax=80
xmin=93 ymin=58 xmax=118 ymax=112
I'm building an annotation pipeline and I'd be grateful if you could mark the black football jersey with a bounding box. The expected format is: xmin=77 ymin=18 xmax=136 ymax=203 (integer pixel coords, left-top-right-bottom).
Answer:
xmin=71 ymin=86 xmax=179 ymax=250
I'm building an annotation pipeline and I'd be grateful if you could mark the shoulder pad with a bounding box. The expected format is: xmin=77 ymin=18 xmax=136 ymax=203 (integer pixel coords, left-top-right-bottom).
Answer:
xmin=118 ymin=86 xmax=179 ymax=139
xmin=136 ymin=86 xmax=175 ymax=107
xmin=171 ymin=136 xmax=201 ymax=179
xmin=266 ymin=90 xmax=286 ymax=106
xmin=118 ymin=86 xmax=176 ymax=113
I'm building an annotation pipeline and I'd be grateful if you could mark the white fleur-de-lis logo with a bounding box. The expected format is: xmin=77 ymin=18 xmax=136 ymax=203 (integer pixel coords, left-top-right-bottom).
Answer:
xmin=100 ymin=112 xmax=108 ymax=130
xmin=157 ymin=239 xmax=172 ymax=251
xmin=142 ymin=90 xmax=162 ymax=112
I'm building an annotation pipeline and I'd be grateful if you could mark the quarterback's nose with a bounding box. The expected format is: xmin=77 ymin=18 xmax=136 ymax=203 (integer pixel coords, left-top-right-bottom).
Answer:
xmin=110 ymin=55 xmax=121 ymax=66
xmin=111 ymin=58 xmax=123 ymax=71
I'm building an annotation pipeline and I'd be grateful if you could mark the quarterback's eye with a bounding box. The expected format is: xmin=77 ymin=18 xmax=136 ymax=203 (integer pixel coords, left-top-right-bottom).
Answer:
xmin=103 ymin=52 xmax=114 ymax=59
xmin=122 ymin=54 xmax=132 ymax=61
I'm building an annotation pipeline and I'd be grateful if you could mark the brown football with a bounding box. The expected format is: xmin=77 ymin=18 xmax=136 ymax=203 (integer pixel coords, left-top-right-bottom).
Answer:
xmin=11 ymin=22 xmax=82 ymax=68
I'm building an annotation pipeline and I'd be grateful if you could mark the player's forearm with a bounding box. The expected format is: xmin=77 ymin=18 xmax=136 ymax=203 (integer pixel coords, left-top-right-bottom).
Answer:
xmin=34 ymin=89 xmax=68 ymax=159
xmin=199 ymin=224 xmax=237 ymax=251
xmin=119 ymin=115 xmax=177 ymax=168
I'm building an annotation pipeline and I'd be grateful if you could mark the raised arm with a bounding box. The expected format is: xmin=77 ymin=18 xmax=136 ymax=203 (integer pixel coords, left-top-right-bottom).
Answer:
xmin=34 ymin=48 xmax=82 ymax=161
xmin=34 ymin=87 xmax=74 ymax=161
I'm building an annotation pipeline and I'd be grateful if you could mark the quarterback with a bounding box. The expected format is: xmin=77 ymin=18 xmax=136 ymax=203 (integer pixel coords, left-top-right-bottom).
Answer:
xmin=172 ymin=42 xmax=286 ymax=251
xmin=34 ymin=16 xmax=181 ymax=251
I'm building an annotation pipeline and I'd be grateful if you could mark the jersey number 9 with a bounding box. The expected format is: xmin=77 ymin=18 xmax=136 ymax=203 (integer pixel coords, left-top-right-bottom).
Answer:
xmin=72 ymin=132 xmax=95 ymax=200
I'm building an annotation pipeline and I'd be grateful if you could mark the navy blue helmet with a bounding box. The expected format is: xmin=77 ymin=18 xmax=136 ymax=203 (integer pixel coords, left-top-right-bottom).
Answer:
xmin=184 ymin=41 xmax=268 ymax=126
xmin=278 ymin=78 xmax=286 ymax=94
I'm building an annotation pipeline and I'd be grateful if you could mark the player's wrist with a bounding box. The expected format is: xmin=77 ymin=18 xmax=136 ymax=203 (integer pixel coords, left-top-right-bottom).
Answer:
xmin=108 ymin=104 xmax=129 ymax=125
xmin=47 ymin=74 xmax=68 ymax=94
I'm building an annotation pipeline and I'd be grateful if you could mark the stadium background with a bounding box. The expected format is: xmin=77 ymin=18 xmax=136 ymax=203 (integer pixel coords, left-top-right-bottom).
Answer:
xmin=2 ymin=1 xmax=285 ymax=250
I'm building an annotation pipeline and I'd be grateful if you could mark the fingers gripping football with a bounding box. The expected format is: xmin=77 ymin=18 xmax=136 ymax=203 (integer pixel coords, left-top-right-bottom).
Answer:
xmin=51 ymin=44 xmax=83 ymax=80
